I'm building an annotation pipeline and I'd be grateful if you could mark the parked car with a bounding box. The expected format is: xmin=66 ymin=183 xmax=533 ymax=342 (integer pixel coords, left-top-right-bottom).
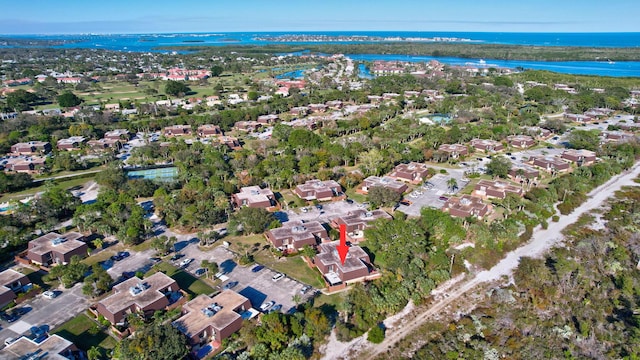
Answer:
xmin=179 ymin=258 xmax=193 ymax=267
xmin=301 ymin=207 xmax=308 ymax=213
xmin=12 ymin=307 xmax=28 ymax=316
xmin=0 ymin=312 xmax=17 ymax=323
xmin=269 ymin=304 xmax=282 ymax=313
xmin=194 ymin=268 xmax=206 ymax=277
xmin=223 ymin=281 xmax=238 ymax=290
xmin=315 ymin=204 xmax=323 ymax=210
xmin=4 ymin=337 xmax=17 ymax=346
xmin=111 ymin=251 xmax=130 ymax=261
xmin=272 ymin=273 xmax=285 ymax=282
xmin=170 ymin=253 xmax=184 ymax=261
xmin=121 ymin=271 xmax=135 ymax=280
xmin=251 ymin=265 xmax=265 ymax=273
xmin=259 ymin=301 xmax=276 ymax=312
xmin=42 ymin=290 xmax=59 ymax=299
xmin=438 ymin=196 xmax=449 ymax=201
xmin=300 ymin=285 xmax=311 ymax=294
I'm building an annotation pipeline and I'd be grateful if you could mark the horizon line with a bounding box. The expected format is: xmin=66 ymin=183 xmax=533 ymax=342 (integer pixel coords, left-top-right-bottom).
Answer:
xmin=2 ymin=30 xmax=640 ymax=36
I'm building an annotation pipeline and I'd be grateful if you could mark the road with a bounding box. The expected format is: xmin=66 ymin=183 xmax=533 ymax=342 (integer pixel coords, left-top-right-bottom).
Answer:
xmin=323 ymin=161 xmax=640 ymax=360
xmin=32 ymin=169 xmax=103 ymax=183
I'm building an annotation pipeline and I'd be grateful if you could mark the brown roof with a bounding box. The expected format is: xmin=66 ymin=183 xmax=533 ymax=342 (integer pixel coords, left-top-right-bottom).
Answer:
xmin=28 ymin=232 xmax=85 ymax=256
xmin=314 ymin=241 xmax=372 ymax=283
xmin=266 ymin=220 xmax=329 ymax=244
xmin=0 ymin=269 xmax=27 ymax=288
xmin=99 ymin=273 xmax=176 ymax=315
xmin=0 ymin=334 xmax=76 ymax=360
xmin=443 ymin=195 xmax=491 ymax=218
xmin=362 ymin=176 xmax=408 ymax=193
xmin=173 ymin=291 xmax=249 ymax=339
xmin=331 ymin=209 xmax=392 ymax=229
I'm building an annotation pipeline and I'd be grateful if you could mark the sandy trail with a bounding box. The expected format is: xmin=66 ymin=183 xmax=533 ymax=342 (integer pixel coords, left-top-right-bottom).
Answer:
xmin=322 ymin=161 xmax=640 ymax=360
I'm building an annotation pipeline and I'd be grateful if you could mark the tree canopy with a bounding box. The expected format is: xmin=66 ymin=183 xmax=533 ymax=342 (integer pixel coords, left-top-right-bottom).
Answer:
xmin=57 ymin=92 xmax=82 ymax=107
xmin=165 ymin=80 xmax=190 ymax=97
xmin=118 ymin=323 xmax=188 ymax=360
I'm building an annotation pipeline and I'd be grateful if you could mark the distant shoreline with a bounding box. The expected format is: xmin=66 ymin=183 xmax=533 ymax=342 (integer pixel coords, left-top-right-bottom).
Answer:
xmin=155 ymin=43 xmax=640 ymax=62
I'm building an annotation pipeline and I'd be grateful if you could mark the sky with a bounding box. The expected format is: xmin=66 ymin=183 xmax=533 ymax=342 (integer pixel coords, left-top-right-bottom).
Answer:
xmin=0 ymin=0 xmax=639 ymax=34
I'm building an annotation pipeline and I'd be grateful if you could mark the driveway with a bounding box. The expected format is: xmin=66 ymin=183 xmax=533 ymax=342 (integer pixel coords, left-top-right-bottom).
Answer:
xmin=0 ymin=282 xmax=89 ymax=346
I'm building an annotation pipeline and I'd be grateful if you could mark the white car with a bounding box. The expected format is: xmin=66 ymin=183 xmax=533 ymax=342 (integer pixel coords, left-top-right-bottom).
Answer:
xmin=4 ymin=337 xmax=17 ymax=346
xmin=259 ymin=301 xmax=276 ymax=312
xmin=42 ymin=290 xmax=58 ymax=299
xmin=179 ymin=258 xmax=193 ymax=267
xmin=272 ymin=273 xmax=285 ymax=282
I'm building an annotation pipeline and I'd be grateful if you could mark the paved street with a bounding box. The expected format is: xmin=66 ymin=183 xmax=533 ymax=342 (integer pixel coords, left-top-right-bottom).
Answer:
xmin=398 ymin=168 xmax=468 ymax=217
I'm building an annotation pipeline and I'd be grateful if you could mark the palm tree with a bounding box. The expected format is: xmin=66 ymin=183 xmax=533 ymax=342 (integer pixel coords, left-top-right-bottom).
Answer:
xmin=447 ymin=178 xmax=458 ymax=193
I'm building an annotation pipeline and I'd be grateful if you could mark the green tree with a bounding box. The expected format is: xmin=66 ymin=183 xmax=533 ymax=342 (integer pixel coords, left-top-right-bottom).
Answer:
xmin=6 ymin=89 xmax=39 ymax=111
xmin=211 ymin=65 xmax=224 ymax=77
xmin=368 ymin=186 xmax=401 ymax=207
xmin=231 ymin=207 xmax=275 ymax=234
xmin=119 ymin=323 xmax=188 ymax=360
xmin=367 ymin=325 xmax=385 ymax=344
xmin=57 ymin=92 xmax=82 ymax=107
xmin=486 ymin=156 xmax=511 ymax=178
xmin=164 ymin=80 xmax=190 ymax=97
xmin=446 ymin=177 xmax=458 ymax=193
xmin=200 ymin=259 xmax=219 ymax=278
xmin=566 ymin=129 xmax=600 ymax=151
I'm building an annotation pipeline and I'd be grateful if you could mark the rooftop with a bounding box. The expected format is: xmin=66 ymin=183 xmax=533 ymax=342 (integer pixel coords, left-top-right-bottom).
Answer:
xmin=363 ymin=176 xmax=407 ymax=191
xmin=0 ymin=335 xmax=76 ymax=360
xmin=234 ymin=186 xmax=274 ymax=204
xmin=332 ymin=209 xmax=391 ymax=228
xmin=0 ymin=269 xmax=26 ymax=287
xmin=99 ymin=273 xmax=176 ymax=314
xmin=315 ymin=241 xmax=371 ymax=284
xmin=173 ymin=291 xmax=249 ymax=338
xmin=104 ymin=129 xmax=130 ymax=137
xmin=28 ymin=231 xmax=85 ymax=256
xmin=57 ymin=136 xmax=86 ymax=145
xmin=267 ymin=220 xmax=328 ymax=242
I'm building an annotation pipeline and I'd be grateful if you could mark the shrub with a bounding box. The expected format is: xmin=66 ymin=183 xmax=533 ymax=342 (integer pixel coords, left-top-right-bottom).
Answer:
xmin=367 ymin=324 xmax=385 ymax=344
xmin=552 ymin=215 xmax=560 ymax=222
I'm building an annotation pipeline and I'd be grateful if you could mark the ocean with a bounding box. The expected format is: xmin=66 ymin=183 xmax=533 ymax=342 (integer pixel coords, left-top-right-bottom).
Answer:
xmin=2 ymin=31 xmax=640 ymax=77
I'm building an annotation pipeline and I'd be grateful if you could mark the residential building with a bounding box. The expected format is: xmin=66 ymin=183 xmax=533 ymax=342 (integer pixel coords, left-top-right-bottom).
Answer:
xmin=197 ymin=124 xmax=222 ymax=138
xmin=326 ymin=100 xmax=343 ymax=110
xmin=103 ymin=129 xmax=131 ymax=141
xmin=442 ymin=195 xmax=492 ymax=219
xmin=602 ymin=131 xmax=633 ymax=143
xmin=10 ymin=141 xmax=52 ymax=155
xmin=388 ymin=162 xmax=430 ymax=184
xmin=0 ymin=269 xmax=31 ymax=308
xmin=265 ymin=220 xmax=329 ymax=251
xmin=0 ymin=334 xmax=79 ymax=360
xmin=312 ymin=241 xmax=379 ymax=286
xmin=561 ymin=149 xmax=597 ymax=166
xmin=308 ymin=104 xmax=328 ymax=113
xmin=87 ymin=138 xmax=122 ymax=151
xmin=257 ymin=114 xmax=279 ymax=124
xmin=294 ymin=179 xmax=343 ymax=201
xmin=359 ymin=176 xmax=408 ymax=194
xmin=96 ymin=273 xmax=181 ymax=325
xmin=506 ymin=135 xmax=535 ymax=149
xmin=290 ymin=106 xmax=309 ymax=116
xmin=470 ymin=139 xmax=504 ymax=152
xmin=164 ymin=125 xmax=192 ymax=137
xmin=473 ymin=179 xmax=524 ymax=200
xmin=508 ymin=165 xmax=540 ymax=183
xmin=214 ymin=136 xmax=242 ymax=151
xmin=438 ymin=144 xmax=469 ymax=158
xmin=329 ymin=209 xmax=392 ymax=241
xmin=5 ymin=157 xmax=47 ymax=174
xmin=233 ymin=121 xmax=262 ymax=132
xmin=57 ymin=136 xmax=86 ymax=151
xmin=231 ymin=186 xmax=276 ymax=209
xmin=27 ymin=231 xmax=87 ymax=266
xmin=529 ymin=155 xmax=571 ymax=173
xmin=173 ymin=291 xmax=251 ymax=347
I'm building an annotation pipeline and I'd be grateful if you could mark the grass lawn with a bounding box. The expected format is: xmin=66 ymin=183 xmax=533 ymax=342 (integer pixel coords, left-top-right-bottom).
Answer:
xmin=254 ymin=252 xmax=325 ymax=289
xmin=149 ymin=262 xmax=215 ymax=297
xmin=52 ymin=313 xmax=117 ymax=353
xmin=345 ymin=188 xmax=367 ymax=203
xmin=0 ymin=176 xmax=95 ymax=203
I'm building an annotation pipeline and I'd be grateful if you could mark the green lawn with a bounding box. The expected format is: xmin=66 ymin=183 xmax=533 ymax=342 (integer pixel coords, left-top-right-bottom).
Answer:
xmin=52 ymin=313 xmax=117 ymax=353
xmin=149 ymin=262 xmax=215 ymax=297
xmin=0 ymin=176 xmax=95 ymax=203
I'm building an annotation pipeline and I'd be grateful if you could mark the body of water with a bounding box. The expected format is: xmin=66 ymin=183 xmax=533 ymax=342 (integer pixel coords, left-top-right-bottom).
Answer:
xmin=2 ymin=31 xmax=640 ymax=77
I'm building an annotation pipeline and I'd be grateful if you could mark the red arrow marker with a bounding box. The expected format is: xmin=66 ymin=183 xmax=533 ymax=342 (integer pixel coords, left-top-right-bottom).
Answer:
xmin=337 ymin=224 xmax=349 ymax=265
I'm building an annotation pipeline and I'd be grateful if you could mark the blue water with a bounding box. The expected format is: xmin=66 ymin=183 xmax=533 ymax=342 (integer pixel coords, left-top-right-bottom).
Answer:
xmin=2 ymin=31 xmax=640 ymax=77
xmin=349 ymin=54 xmax=640 ymax=77
xmin=358 ymin=63 xmax=374 ymax=79
xmin=275 ymin=69 xmax=306 ymax=79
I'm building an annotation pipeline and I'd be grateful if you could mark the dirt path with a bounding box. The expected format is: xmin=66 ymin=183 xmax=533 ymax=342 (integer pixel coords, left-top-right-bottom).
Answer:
xmin=322 ymin=161 xmax=640 ymax=360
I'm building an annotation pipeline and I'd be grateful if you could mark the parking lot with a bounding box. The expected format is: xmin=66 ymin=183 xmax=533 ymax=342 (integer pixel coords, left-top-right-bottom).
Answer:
xmin=398 ymin=170 xmax=469 ymax=217
xmin=0 ymin=282 xmax=89 ymax=347
xmin=105 ymin=248 xmax=157 ymax=281
xmin=277 ymin=200 xmax=363 ymax=224
xmin=179 ymin=245 xmax=314 ymax=314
